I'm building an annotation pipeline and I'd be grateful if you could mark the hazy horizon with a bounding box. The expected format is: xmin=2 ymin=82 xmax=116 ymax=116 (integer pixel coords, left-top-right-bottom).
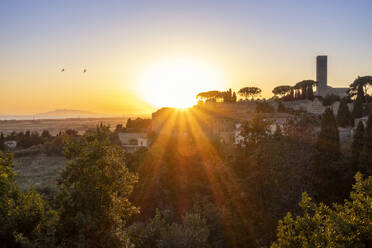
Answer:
xmin=1 ymin=0 xmax=372 ymax=115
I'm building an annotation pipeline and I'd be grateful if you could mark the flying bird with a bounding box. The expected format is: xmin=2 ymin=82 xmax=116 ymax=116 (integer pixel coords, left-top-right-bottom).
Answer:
xmin=83 ymin=69 xmax=87 ymax=73
xmin=61 ymin=68 xmax=65 ymax=72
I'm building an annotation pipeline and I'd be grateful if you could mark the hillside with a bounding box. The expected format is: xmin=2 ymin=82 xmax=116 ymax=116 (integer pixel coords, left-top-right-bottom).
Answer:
xmin=35 ymin=109 xmax=104 ymax=117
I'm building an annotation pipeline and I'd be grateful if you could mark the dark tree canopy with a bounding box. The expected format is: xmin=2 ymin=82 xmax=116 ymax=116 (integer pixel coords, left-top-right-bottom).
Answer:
xmin=360 ymin=108 xmax=372 ymax=172
xmin=196 ymin=90 xmax=221 ymax=102
xmin=238 ymin=87 xmax=262 ymax=100
xmin=272 ymin=85 xmax=291 ymax=97
xmin=316 ymin=108 xmax=340 ymax=159
xmin=348 ymin=75 xmax=372 ymax=99
xmin=294 ymin=80 xmax=316 ymax=100
xmin=337 ymin=99 xmax=353 ymax=127
xmin=353 ymin=85 xmax=365 ymax=118
xmin=352 ymin=121 xmax=365 ymax=168
xmin=197 ymin=89 xmax=237 ymax=103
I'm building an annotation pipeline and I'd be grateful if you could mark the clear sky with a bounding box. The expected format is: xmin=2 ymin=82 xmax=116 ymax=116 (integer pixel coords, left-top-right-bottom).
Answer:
xmin=1 ymin=0 xmax=371 ymax=115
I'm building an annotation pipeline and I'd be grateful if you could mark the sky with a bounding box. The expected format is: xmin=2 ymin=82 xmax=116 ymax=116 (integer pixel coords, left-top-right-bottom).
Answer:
xmin=0 ymin=0 xmax=371 ymax=115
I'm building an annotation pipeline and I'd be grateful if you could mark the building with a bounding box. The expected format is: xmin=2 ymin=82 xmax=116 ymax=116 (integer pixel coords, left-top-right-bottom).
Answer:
xmin=315 ymin=55 xmax=348 ymax=97
xmin=118 ymin=132 xmax=148 ymax=152
xmin=3 ymin=140 xmax=17 ymax=149
xmin=316 ymin=55 xmax=328 ymax=96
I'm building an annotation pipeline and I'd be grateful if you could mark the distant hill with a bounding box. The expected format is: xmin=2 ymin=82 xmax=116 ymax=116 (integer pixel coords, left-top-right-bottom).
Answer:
xmin=35 ymin=109 xmax=105 ymax=117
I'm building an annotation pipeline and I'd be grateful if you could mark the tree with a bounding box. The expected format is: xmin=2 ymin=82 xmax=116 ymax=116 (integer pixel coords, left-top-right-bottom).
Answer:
xmin=271 ymin=173 xmax=372 ymax=248
xmin=0 ymin=151 xmax=55 ymax=247
xmin=353 ymin=98 xmax=364 ymax=119
xmin=272 ymin=85 xmax=291 ymax=98
xmin=41 ymin=130 xmax=52 ymax=140
xmin=348 ymin=75 xmax=372 ymax=100
xmin=196 ymin=91 xmax=221 ymax=102
xmin=322 ymin=94 xmax=340 ymax=106
xmin=129 ymin=209 xmax=210 ymax=248
xmin=232 ymin=92 xmax=237 ymax=102
xmin=351 ymin=81 xmax=367 ymax=119
xmin=360 ymin=108 xmax=372 ymax=173
xmin=312 ymin=108 xmax=341 ymax=202
xmin=238 ymin=87 xmax=262 ymax=100
xmin=352 ymin=121 xmax=365 ymax=169
xmin=241 ymin=114 xmax=270 ymax=149
xmin=55 ymin=127 xmax=139 ymax=248
xmin=337 ymin=99 xmax=353 ymax=127
xmin=214 ymin=88 xmax=237 ymax=103
xmin=316 ymin=108 xmax=340 ymax=159
xmin=295 ymin=80 xmax=316 ymax=100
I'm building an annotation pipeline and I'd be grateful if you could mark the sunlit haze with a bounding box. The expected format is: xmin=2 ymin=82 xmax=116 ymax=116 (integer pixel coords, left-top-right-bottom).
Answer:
xmin=137 ymin=57 xmax=225 ymax=108
xmin=1 ymin=0 xmax=371 ymax=115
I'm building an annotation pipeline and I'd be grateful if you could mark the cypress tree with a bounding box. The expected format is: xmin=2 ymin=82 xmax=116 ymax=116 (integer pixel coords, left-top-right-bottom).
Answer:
xmin=316 ymin=108 xmax=340 ymax=159
xmin=312 ymin=108 xmax=340 ymax=202
xmin=337 ymin=100 xmax=352 ymax=127
xmin=232 ymin=92 xmax=237 ymax=102
xmin=351 ymin=121 xmax=364 ymax=165
xmin=352 ymin=84 xmax=364 ymax=119
xmin=359 ymin=108 xmax=372 ymax=171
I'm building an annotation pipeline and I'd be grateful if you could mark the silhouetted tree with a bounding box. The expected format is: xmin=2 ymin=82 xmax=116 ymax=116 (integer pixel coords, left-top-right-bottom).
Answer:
xmin=41 ymin=130 xmax=52 ymax=139
xmin=359 ymin=108 xmax=372 ymax=173
xmin=196 ymin=91 xmax=220 ymax=102
xmin=352 ymin=84 xmax=365 ymax=118
xmin=238 ymin=87 xmax=261 ymax=100
xmin=295 ymin=80 xmax=316 ymax=100
xmin=312 ymin=108 xmax=341 ymax=202
xmin=316 ymin=108 xmax=340 ymax=159
xmin=337 ymin=99 xmax=353 ymax=127
xmin=347 ymin=75 xmax=372 ymax=101
xmin=272 ymin=85 xmax=291 ymax=98
xmin=322 ymin=94 xmax=340 ymax=106
xmin=352 ymin=121 xmax=365 ymax=170
xmin=232 ymin=92 xmax=237 ymax=102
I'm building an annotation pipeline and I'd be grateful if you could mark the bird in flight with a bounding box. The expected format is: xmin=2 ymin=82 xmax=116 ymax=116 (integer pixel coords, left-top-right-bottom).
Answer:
xmin=61 ymin=68 xmax=65 ymax=72
xmin=83 ymin=69 xmax=87 ymax=73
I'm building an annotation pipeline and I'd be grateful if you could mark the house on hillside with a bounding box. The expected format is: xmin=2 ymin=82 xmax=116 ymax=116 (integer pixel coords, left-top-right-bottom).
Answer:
xmin=118 ymin=132 xmax=148 ymax=152
xmin=3 ymin=140 xmax=17 ymax=149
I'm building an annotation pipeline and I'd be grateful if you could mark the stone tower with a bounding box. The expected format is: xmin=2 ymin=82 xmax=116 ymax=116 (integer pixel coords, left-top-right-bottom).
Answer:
xmin=316 ymin=55 xmax=327 ymax=97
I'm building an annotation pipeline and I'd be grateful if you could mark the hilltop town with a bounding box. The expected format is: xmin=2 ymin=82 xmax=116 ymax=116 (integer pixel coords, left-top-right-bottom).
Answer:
xmin=1 ymin=56 xmax=371 ymax=248
xmin=116 ymin=56 xmax=370 ymax=154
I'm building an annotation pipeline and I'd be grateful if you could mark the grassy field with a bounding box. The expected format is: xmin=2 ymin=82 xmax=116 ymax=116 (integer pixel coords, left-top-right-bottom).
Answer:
xmin=0 ymin=117 xmax=130 ymax=135
xmin=14 ymin=154 xmax=66 ymax=192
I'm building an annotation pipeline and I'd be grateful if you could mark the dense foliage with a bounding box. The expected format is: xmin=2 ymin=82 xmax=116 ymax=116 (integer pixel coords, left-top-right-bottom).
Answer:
xmin=2 ymin=94 xmax=372 ymax=247
xmin=0 ymin=151 xmax=57 ymax=248
xmin=271 ymin=173 xmax=372 ymax=248
xmin=55 ymin=127 xmax=138 ymax=248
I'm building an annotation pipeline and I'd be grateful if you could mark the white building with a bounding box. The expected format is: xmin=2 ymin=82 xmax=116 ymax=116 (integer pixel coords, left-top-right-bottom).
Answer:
xmin=118 ymin=132 xmax=148 ymax=152
xmin=3 ymin=140 xmax=17 ymax=149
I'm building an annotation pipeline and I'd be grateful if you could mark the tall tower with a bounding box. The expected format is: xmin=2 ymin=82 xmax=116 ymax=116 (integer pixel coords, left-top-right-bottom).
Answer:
xmin=316 ymin=55 xmax=327 ymax=96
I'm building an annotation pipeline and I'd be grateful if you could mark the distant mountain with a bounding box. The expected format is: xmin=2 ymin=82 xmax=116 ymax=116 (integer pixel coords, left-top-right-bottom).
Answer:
xmin=35 ymin=109 xmax=105 ymax=117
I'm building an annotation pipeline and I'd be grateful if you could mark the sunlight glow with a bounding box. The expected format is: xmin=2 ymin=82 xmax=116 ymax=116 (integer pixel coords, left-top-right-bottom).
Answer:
xmin=137 ymin=57 xmax=225 ymax=108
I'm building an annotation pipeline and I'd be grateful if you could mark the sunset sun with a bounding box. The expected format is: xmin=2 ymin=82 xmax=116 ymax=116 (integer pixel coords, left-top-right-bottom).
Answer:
xmin=137 ymin=58 xmax=224 ymax=108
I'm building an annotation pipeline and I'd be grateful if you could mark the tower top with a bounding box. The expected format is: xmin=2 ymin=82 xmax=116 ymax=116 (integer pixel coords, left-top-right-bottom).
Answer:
xmin=316 ymin=55 xmax=327 ymax=97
